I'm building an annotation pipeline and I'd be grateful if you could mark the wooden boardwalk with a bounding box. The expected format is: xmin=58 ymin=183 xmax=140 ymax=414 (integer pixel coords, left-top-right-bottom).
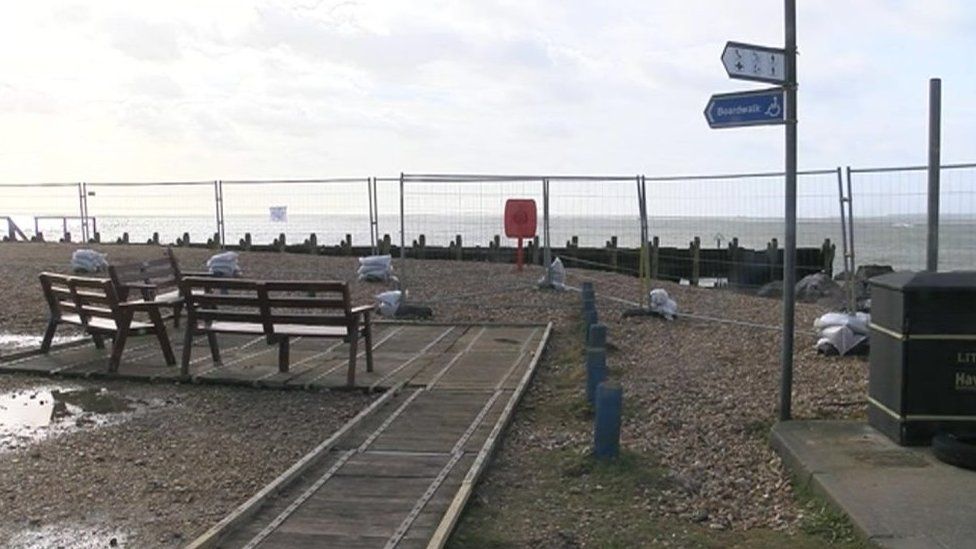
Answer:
xmin=186 ymin=322 xmax=550 ymax=548
xmin=0 ymin=321 xmax=551 ymax=548
xmin=0 ymin=322 xmax=545 ymax=392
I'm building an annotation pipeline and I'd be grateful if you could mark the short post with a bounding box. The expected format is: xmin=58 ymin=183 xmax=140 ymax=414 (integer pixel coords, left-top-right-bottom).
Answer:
xmin=594 ymin=381 xmax=622 ymax=460
xmin=583 ymin=308 xmax=598 ymax=341
xmin=690 ymin=236 xmax=701 ymax=286
xmin=586 ymin=324 xmax=608 ymax=404
xmin=650 ymin=236 xmax=660 ymax=280
xmin=606 ymin=235 xmax=619 ymax=270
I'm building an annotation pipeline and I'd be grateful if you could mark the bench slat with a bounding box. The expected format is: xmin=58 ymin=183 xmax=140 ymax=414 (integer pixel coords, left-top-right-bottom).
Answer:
xmin=195 ymin=310 xmax=265 ymax=324
xmin=265 ymin=314 xmax=350 ymax=326
xmin=264 ymin=297 xmax=348 ymax=309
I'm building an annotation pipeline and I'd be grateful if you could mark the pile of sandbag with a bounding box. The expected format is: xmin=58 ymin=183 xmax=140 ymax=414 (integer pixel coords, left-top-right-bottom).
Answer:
xmin=358 ymin=255 xmax=394 ymax=282
xmin=814 ymin=312 xmax=870 ymax=356
xmin=207 ymin=251 xmax=241 ymax=276
xmin=70 ymin=249 xmax=108 ymax=273
xmin=649 ymin=288 xmax=679 ymax=320
xmin=537 ymin=257 xmax=566 ymax=290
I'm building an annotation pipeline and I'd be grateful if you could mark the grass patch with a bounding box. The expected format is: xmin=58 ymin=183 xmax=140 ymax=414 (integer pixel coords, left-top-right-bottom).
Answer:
xmin=448 ymin=326 xmax=866 ymax=548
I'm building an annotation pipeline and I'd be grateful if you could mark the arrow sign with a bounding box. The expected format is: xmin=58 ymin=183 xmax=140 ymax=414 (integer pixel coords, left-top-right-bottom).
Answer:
xmin=704 ymin=87 xmax=786 ymax=128
xmin=722 ymin=41 xmax=786 ymax=84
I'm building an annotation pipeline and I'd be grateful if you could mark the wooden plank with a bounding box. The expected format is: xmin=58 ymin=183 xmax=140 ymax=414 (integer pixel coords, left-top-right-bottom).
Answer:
xmin=183 ymin=384 xmax=406 ymax=549
xmin=427 ymin=321 xmax=552 ymax=548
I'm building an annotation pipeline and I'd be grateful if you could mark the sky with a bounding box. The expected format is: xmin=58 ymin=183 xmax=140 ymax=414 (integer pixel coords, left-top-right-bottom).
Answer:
xmin=0 ymin=0 xmax=974 ymax=182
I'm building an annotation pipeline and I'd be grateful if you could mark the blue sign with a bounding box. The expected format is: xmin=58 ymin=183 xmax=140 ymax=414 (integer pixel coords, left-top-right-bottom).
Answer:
xmin=704 ymin=87 xmax=785 ymax=128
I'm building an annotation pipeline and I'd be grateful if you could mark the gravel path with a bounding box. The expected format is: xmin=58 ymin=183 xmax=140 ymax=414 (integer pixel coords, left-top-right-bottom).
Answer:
xmin=0 ymin=243 xmax=868 ymax=541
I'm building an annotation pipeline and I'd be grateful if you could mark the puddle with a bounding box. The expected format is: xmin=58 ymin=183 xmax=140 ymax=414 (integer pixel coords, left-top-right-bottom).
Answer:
xmin=0 ymin=386 xmax=145 ymax=452
xmin=8 ymin=521 xmax=127 ymax=549
xmin=0 ymin=333 xmax=84 ymax=353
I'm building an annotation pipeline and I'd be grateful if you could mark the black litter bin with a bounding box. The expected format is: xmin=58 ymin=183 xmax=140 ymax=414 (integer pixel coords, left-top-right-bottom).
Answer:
xmin=869 ymin=271 xmax=976 ymax=445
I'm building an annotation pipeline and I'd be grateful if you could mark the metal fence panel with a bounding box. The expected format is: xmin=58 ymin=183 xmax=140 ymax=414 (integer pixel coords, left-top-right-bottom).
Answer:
xmin=84 ymin=181 xmax=217 ymax=245
xmin=220 ymin=178 xmax=372 ymax=249
xmin=849 ymin=163 xmax=976 ymax=271
xmin=0 ymin=183 xmax=86 ymax=241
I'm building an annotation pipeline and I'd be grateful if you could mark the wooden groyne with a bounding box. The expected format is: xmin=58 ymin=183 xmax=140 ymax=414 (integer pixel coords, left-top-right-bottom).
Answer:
xmin=8 ymin=229 xmax=835 ymax=289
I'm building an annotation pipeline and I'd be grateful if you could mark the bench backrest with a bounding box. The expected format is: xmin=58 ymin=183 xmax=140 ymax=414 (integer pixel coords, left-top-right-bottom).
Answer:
xmin=40 ymin=272 xmax=121 ymax=326
xmin=180 ymin=277 xmax=354 ymax=332
xmin=108 ymin=248 xmax=181 ymax=296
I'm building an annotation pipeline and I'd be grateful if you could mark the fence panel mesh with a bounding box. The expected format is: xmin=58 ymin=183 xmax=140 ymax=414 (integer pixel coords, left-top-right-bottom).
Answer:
xmin=0 ymin=183 xmax=84 ymax=241
xmin=849 ymin=164 xmax=976 ymax=271
xmin=220 ymin=179 xmax=372 ymax=249
xmin=85 ymin=181 xmax=217 ymax=245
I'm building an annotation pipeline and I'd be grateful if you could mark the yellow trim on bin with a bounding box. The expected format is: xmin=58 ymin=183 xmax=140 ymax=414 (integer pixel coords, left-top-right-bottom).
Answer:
xmin=869 ymin=322 xmax=976 ymax=341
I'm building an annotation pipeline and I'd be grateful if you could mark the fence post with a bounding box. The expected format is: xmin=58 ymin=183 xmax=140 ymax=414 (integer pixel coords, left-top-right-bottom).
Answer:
xmin=927 ymin=78 xmax=942 ymax=272
xmin=690 ymin=236 xmax=701 ymax=286
xmin=542 ymin=178 xmax=551 ymax=281
xmin=650 ymin=236 xmax=659 ymax=280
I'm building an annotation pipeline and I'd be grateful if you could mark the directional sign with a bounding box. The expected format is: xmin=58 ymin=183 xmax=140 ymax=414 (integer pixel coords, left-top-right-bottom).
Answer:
xmin=722 ymin=41 xmax=786 ymax=84
xmin=704 ymin=87 xmax=785 ymax=129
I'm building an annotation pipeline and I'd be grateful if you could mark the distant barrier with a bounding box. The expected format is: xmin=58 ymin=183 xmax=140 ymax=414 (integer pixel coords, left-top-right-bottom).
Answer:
xmin=1 ymin=163 xmax=973 ymax=281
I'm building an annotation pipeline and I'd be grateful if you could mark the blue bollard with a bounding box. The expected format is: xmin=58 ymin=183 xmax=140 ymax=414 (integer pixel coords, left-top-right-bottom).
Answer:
xmin=583 ymin=308 xmax=598 ymax=338
xmin=585 ymin=347 xmax=607 ymax=404
xmin=581 ymin=281 xmax=594 ymax=295
xmin=587 ymin=323 xmax=607 ymax=349
xmin=594 ymin=381 xmax=622 ymax=460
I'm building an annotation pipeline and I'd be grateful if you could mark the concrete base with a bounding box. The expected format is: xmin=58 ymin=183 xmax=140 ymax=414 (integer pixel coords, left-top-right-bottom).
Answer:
xmin=772 ymin=420 xmax=976 ymax=549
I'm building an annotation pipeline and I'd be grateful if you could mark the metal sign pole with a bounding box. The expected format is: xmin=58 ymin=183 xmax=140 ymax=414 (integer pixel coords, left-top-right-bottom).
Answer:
xmin=542 ymin=178 xmax=551 ymax=285
xmin=399 ymin=173 xmax=407 ymax=299
xmin=927 ymin=78 xmax=942 ymax=272
xmin=779 ymin=0 xmax=798 ymax=421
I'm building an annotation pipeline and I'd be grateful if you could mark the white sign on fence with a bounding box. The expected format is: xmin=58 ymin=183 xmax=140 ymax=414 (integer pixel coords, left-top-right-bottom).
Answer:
xmin=269 ymin=206 xmax=287 ymax=222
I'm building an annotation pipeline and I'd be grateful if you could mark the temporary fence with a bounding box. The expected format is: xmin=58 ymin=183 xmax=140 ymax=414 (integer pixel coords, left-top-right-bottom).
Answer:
xmin=847 ymin=163 xmax=976 ymax=272
xmin=1 ymin=163 xmax=973 ymax=282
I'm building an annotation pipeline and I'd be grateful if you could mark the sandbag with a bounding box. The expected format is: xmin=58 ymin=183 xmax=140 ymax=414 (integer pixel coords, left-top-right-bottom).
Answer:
xmin=358 ymin=255 xmax=393 ymax=282
xmin=538 ymin=257 xmax=566 ymax=290
xmin=207 ymin=251 xmax=241 ymax=276
xmin=375 ymin=290 xmax=402 ymax=317
xmin=70 ymin=249 xmax=108 ymax=273
xmin=649 ymin=288 xmax=678 ymax=320
xmin=814 ymin=312 xmax=870 ymax=335
xmin=816 ymin=325 xmax=867 ymax=356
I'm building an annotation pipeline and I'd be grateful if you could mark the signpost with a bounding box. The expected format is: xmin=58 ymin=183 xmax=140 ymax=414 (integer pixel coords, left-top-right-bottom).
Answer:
xmin=705 ymin=1 xmax=797 ymax=421
xmin=704 ymin=88 xmax=785 ymax=128
xmin=722 ymin=41 xmax=786 ymax=84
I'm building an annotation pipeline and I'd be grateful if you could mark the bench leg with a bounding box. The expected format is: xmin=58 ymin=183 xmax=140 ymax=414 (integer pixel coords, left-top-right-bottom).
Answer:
xmin=149 ymin=307 xmax=176 ymax=366
xmin=181 ymin=326 xmax=194 ymax=376
xmin=172 ymin=303 xmax=183 ymax=328
xmin=109 ymin=311 xmax=134 ymax=373
xmin=278 ymin=337 xmax=290 ymax=373
xmin=207 ymin=332 xmax=221 ymax=366
xmin=92 ymin=334 xmax=106 ymax=350
xmin=363 ymin=314 xmax=374 ymax=373
xmin=347 ymin=318 xmax=360 ymax=387
xmin=40 ymin=318 xmax=58 ymax=353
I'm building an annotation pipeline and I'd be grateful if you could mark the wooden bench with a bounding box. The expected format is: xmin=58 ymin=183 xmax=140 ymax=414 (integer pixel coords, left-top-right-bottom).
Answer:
xmin=108 ymin=247 xmax=210 ymax=327
xmin=180 ymin=277 xmax=375 ymax=386
xmin=39 ymin=272 xmax=177 ymax=372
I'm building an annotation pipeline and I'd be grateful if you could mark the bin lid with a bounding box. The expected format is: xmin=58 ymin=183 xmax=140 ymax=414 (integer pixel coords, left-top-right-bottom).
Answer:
xmin=870 ymin=271 xmax=976 ymax=292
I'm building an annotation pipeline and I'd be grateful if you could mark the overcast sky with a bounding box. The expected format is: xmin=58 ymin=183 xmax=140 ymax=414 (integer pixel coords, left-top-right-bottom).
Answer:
xmin=1 ymin=0 xmax=974 ymax=182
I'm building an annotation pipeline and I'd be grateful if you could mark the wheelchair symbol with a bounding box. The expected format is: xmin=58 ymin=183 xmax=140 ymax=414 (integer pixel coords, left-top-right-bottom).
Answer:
xmin=765 ymin=96 xmax=782 ymax=118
